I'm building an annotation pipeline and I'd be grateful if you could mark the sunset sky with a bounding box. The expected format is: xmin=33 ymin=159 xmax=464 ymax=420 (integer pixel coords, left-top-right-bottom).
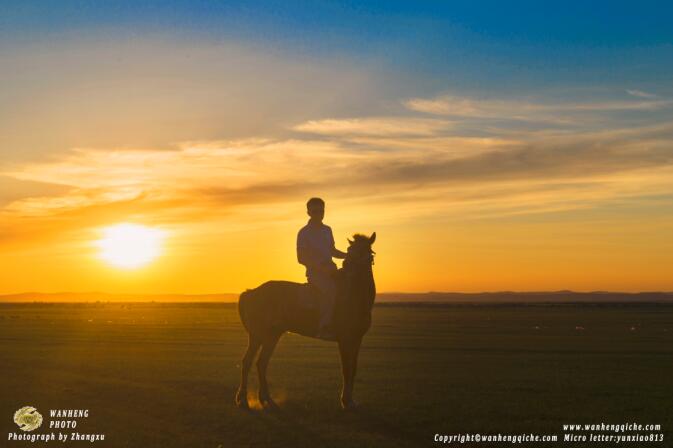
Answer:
xmin=2 ymin=1 xmax=673 ymax=294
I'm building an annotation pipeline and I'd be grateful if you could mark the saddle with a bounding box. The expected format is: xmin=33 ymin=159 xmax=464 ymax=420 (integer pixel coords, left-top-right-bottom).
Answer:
xmin=296 ymin=269 xmax=346 ymax=309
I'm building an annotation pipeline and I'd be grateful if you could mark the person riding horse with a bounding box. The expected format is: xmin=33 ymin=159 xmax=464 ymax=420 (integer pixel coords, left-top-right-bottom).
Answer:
xmin=296 ymin=197 xmax=347 ymax=339
xmin=235 ymin=198 xmax=377 ymax=410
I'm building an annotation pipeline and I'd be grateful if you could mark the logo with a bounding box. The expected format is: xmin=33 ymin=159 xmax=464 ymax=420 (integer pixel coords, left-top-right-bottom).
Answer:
xmin=13 ymin=406 xmax=43 ymax=432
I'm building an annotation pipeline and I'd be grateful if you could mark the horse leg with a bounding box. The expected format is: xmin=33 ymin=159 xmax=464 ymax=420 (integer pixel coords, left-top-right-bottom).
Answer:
xmin=236 ymin=334 xmax=261 ymax=409
xmin=257 ymin=333 xmax=281 ymax=409
xmin=347 ymin=337 xmax=363 ymax=408
xmin=338 ymin=339 xmax=357 ymax=410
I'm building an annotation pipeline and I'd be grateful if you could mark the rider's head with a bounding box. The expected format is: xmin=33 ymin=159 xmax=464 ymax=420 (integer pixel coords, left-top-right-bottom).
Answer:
xmin=306 ymin=197 xmax=325 ymax=223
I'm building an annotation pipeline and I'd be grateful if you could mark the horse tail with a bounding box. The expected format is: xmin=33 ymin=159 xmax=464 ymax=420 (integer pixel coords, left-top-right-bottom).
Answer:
xmin=238 ymin=289 xmax=254 ymax=333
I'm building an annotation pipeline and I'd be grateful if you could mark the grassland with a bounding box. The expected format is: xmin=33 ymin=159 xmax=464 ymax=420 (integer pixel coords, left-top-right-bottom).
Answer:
xmin=1 ymin=302 xmax=672 ymax=447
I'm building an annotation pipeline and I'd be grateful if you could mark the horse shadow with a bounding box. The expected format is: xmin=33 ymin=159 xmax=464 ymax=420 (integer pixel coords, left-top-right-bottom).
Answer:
xmin=241 ymin=399 xmax=417 ymax=447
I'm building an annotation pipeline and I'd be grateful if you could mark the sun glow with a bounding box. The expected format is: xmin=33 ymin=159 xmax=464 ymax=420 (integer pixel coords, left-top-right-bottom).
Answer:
xmin=97 ymin=224 xmax=165 ymax=269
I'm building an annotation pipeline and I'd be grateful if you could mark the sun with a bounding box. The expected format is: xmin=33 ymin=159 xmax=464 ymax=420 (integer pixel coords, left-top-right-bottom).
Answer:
xmin=96 ymin=223 xmax=165 ymax=269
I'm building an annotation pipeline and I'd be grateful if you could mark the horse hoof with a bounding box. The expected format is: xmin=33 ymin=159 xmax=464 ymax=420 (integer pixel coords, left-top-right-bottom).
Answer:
xmin=235 ymin=392 xmax=249 ymax=410
xmin=261 ymin=398 xmax=279 ymax=411
xmin=341 ymin=400 xmax=360 ymax=411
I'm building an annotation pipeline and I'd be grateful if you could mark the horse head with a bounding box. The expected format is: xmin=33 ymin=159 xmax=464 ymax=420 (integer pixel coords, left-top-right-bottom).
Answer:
xmin=344 ymin=232 xmax=376 ymax=271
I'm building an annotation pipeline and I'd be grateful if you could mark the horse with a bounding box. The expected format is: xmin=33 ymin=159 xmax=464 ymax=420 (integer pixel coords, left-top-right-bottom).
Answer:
xmin=235 ymin=232 xmax=376 ymax=410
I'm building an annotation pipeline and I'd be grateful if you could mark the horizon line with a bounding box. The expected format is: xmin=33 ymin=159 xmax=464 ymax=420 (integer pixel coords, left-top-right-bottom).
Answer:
xmin=2 ymin=290 xmax=673 ymax=297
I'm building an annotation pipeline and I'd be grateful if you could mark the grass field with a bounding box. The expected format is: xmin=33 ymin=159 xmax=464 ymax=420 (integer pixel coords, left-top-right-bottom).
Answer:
xmin=1 ymin=302 xmax=672 ymax=447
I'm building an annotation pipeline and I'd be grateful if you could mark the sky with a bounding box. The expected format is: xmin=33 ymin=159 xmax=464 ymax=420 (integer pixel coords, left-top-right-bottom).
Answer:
xmin=1 ymin=1 xmax=673 ymax=294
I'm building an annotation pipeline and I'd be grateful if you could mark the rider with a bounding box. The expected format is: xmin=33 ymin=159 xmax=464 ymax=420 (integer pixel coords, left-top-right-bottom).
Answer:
xmin=297 ymin=197 xmax=347 ymax=338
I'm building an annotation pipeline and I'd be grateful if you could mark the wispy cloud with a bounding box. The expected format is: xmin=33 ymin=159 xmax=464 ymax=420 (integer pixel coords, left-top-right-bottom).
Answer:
xmin=293 ymin=117 xmax=451 ymax=137
xmin=626 ymin=89 xmax=658 ymax=99
xmin=4 ymin=120 xmax=673 ymax=224
xmin=404 ymin=94 xmax=673 ymax=123
xmin=0 ymin=36 xmax=385 ymax=167
xmin=3 ymin=80 xmax=673 ymax=256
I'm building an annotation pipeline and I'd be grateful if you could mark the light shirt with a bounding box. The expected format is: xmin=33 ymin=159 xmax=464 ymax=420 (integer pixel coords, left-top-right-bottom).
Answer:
xmin=297 ymin=221 xmax=335 ymax=279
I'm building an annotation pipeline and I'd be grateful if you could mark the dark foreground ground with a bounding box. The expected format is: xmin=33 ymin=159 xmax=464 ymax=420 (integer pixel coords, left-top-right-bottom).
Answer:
xmin=1 ymin=302 xmax=672 ymax=447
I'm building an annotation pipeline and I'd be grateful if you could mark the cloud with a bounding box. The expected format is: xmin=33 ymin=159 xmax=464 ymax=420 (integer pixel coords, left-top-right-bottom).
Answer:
xmin=404 ymin=94 xmax=673 ymax=123
xmin=4 ymin=80 xmax=673 ymax=252
xmin=626 ymin=89 xmax=658 ymax=99
xmin=4 ymin=118 xmax=673 ymax=225
xmin=0 ymin=35 xmax=385 ymax=167
xmin=404 ymin=96 xmax=511 ymax=117
xmin=1 ymin=139 xmax=363 ymax=220
xmin=357 ymin=131 xmax=673 ymax=188
xmin=293 ymin=117 xmax=451 ymax=137
xmin=0 ymin=176 xmax=72 ymax=208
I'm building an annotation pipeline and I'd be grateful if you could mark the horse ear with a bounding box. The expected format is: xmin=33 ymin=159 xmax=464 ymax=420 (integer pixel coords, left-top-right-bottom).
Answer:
xmin=347 ymin=238 xmax=354 ymax=245
xmin=369 ymin=232 xmax=376 ymax=244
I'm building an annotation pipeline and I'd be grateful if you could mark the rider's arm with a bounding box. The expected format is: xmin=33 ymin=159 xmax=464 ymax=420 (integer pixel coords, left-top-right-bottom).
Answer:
xmin=332 ymin=247 xmax=347 ymax=259
xmin=328 ymin=227 xmax=347 ymax=259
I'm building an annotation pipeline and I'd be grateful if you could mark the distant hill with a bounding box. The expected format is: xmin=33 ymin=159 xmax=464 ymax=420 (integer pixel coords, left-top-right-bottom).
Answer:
xmin=0 ymin=292 xmax=239 ymax=303
xmin=377 ymin=291 xmax=673 ymax=304
xmin=2 ymin=291 xmax=673 ymax=303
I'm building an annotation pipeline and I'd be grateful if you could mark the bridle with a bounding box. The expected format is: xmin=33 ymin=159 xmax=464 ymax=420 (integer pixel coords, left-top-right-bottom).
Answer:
xmin=344 ymin=246 xmax=375 ymax=272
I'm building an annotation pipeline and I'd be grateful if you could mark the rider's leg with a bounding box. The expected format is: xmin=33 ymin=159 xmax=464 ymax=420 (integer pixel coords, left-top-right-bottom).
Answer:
xmin=319 ymin=279 xmax=336 ymax=337
xmin=309 ymin=273 xmax=336 ymax=337
xmin=318 ymin=282 xmax=335 ymax=330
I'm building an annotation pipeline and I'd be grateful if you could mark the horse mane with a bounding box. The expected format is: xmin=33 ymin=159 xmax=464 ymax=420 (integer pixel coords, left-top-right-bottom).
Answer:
xmin=350 ymin=233 xmax=370 ymax=243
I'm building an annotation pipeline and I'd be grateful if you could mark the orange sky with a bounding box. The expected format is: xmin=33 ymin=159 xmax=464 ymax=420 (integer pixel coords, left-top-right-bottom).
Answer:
xmin=2 ymin=36 xmax=673 ymax=294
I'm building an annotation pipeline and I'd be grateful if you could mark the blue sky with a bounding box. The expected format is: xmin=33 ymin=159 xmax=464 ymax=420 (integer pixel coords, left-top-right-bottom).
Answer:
xmin=3 ymin=0 xmax=673 ymax=93
xmin=5 ymin=1 xmax=673 ymax=44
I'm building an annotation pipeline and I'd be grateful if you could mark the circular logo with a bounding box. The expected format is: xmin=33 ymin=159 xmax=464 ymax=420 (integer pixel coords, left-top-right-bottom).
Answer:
xmin=13 ymin=406 xmax=43 ymax=432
